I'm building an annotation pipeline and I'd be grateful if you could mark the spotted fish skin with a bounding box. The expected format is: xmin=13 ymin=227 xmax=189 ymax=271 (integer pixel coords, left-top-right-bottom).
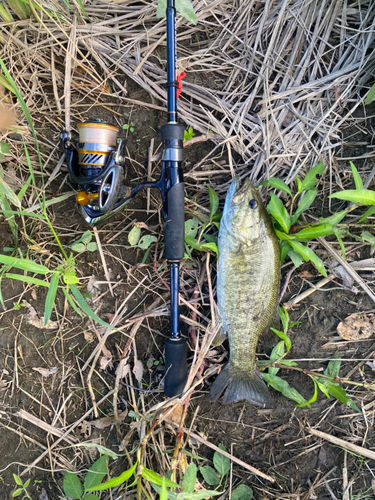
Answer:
xmin=209 ymin=177 xmax=280 ymax=407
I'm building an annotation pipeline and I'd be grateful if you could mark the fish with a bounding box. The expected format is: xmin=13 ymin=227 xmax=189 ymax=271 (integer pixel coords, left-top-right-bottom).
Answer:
xmin=209 ymin=177 xmax=280 ymax=407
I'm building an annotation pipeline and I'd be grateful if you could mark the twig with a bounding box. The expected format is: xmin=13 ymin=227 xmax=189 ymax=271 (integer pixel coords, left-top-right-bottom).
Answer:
xmin=309 ymin=428 xmax=375 ymax=461
xmin=93 ymin=227 xmax=114 ymax=297
xmin=147 ymin=138 xmax=154 ymax=214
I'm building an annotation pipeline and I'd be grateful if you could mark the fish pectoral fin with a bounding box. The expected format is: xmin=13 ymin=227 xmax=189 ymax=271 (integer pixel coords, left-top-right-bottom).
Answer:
xmin=209 ymin=364 xmax=273 ymax=408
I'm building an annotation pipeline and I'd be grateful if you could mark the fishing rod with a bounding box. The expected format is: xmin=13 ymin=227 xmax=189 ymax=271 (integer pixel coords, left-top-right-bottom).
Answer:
xmin=61 ymin=0 xmax=188 ymax=398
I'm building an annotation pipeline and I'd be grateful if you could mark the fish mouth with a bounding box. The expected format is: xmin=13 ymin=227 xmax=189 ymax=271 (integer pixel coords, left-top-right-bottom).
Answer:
xmin=232 ymin=177 xmax=252 ymax=205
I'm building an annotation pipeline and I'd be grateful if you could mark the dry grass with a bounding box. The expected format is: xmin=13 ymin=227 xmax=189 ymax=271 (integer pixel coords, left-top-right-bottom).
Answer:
xmin=0 ymin=0 xmax=375 ymax=499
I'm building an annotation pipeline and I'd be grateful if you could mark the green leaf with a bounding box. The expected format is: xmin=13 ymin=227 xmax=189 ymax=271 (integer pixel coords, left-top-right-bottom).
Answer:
xmin=87 ymin=242 xmax=98 ymax=252
xmin=63 ymin=268 xmax=79 ymax=285
xmin=267 ymin=193 xmax=291 ymax=233
xmin=296 ymin=177 xmax=302 ymax=193
xmin=12 ymin=488 xmax=22 ymax=497
xmin=185 ymin=218 xmax=199 ymax=239
xmin=291 ymin=188 xmax=318 ymax=223
xmin=176 ymin=491 xmax=223 ymax=500
xmin=300 ymin=162 xmax=324 ymax=192
xmin=350 ymin=162 xmax=363 ymax=190
xmin=294 ymin=223 xmax=334 ymax=240
xmin=361 ymin=231 xmax=375 ymax=247
xmin=0 ymin=176 xmax=21 ymax=208
xmin=62 ymin=288 xmax=83 ymax=318
xmin=274 ymin=229 xmax=295 ymax=241
xmin=365 ymin=83 xmax=375 ymax=105
xmin=207 ymin=185 xmax=219 ymax=219
xmin=5 ymin=273 xmax=49 ymax=287
xmin=358 ymin=206 xmax=375 ymax=223
xmin=0 ymin=142 xmax=9 ymax=154
xmin=319 ymin=210 xmax=347 ymax=226
xmin=329 ymin=189 xmax=375 ymax=205
xmin=69 ymin=284 xmax=118 ymax=330
xmin=86 ymin=463 xmax=137 ymax=492
xmin=202 ymin=233 xmax=216 ymax=243
xmin=83 ymin=495 xmax=99 ymax=500
xmin=199 ymin=466 xmax=220 ymax=486
xmin=79 ymin=230 xmax=92 ymax=244
xmin=287 ymin=249 xmax=304 ymax=268
xmin=270 ymin=328 xmax=291 ymax=352
xmin=13 ymin=474 xmax=22 ymax=486
xmin=316 ymin=380 xmax=330 ymax=398
xmin=183 ymin=463 xmax=197 ymax=494
xmin=44 ymin=272 xmax=59 ymax=326
xmin=213 ymin=445 xmax=230 ymax=476
xmin=325 ymin=382 xmax=361 ymax=412
xmin=0 ymin=255 xmax=49 ymax=274
xmin=231 ymin=484 xmax=253 ymax=500
xmin=128 ymin=226 xmax=141 ymax=246
xmin=63 ymin=471 xmax=84 ymax=499
xmin=160 ymin=477 xmax=168 ymax=500
xmin=138 ymin=235 xmax=157 ymax=249
xmin=279 ymin=241 xmax=291 ymax=266
xmin=157 ymin=0 xmax=197 ymax=25
xmin=142 ymin=467 xmax=179 ymax=488
xmin=71 ymin=243 xmax=86 ymax=253
xmin=268 ymin=341 xmax=285 ymax=375
xmin=260 ymin=178 xmax=291 ymax=195
xmin=295 ymin=376 xmax=318 ymax=408
xmin=72 ymin=443 xmax=118 ymax=459
xmin=288 ymin=240 xmax=327 ymax=276
xmin=23 ymin=479 xmax=30 ymax=488
xmin=279 ymin=305 xmax=289 ymax=334
xmin=262 ymin=373 xmax=306 ymax=405
xmin=200 ymin=242 xmax=218 ymax=255
xmin=84 ymin=456 xmax=108 ymax=491
xmin=324 ymin=357 xmax=341 ymax=378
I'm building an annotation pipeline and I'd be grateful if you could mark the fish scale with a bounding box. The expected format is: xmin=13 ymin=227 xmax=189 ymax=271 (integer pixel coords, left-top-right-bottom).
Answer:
xmin=210 ymin=176 xmax=280 ymax=407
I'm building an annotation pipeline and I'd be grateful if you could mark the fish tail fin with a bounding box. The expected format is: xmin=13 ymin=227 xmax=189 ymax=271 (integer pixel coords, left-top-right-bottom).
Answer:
xmin=209 ymin=363 xmax=272 ymax=408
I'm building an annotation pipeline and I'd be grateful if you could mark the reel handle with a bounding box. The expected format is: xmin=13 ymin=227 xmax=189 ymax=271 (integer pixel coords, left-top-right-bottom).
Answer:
xmin=98 ymin=164 xmax=123 ymax=214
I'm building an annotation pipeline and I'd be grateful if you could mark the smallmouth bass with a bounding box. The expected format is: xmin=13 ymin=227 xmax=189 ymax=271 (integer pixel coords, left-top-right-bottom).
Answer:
xmin=209 ymin=177 xmax=280 ymax=407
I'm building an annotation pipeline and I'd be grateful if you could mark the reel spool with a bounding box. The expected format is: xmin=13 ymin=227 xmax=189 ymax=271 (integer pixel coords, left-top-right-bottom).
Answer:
xmin=61 ymin=119 xmax=127 ymax=222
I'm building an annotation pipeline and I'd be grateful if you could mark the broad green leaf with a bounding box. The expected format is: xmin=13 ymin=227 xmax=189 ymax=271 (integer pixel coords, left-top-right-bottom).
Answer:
xmin=0 ymin=176 xmax=21 ymax=208
xmin=63 ymin=472 xmax=84 ymax=499
xmin=0 ymin=255 xmax=49 ymax=274
xmin=270 ymin=328 xmax=291 ymax=352
xmin=200 ymin=242 xmax=218 ymax=255
xmin=71 ymin=243 xmax=86 ymax=253
xmin=300 ymin=162 xmax=324 ymax=192
xmin=316 ymin=380 xmax=330 ymax=398
xmin=13 ymin=474 xmax=22 ymax=486
xmin=72 ymin=443 xmax=118 ymax=459
xmin=294 ymin=223 xmax=334 ymax=240
xmin=267 ymin=192 xmax=291 ymax=233
xmin=287 ymin=249 xmax=304 ymax=268
xmin=268 ymin=341 xmax=285 ymax=375
xmin=156 ymin=0 xmax=197 ymax=25
xmin=5 ymin=273 xmax=48 ymax=287
xmin=207 ymin=185 xmax=219 ymax=219
xmin=44 ymin=272 xmax=59 ymax=325
xmin=329 ymin=189 xmax=375 ymax=205
xmin=81 ymin=230 xmax=93 ymax=244
xmin=160 ymin=477 xmax=168 ymax=500
xmin=289 ymin=240 xmax=327 ymax=276
xmin=279 ymin=241 xmax=291 ymax=266
xmin=361 ymin=231 xmax=375 ymax=247
xmin=0 ymin=142 xmax=9 ymax=154
xmin=231 ymin=484 xmax=253 ymax=500
xmin=185 ymin=217 xmax=199 ymax=239
xmin=128 ymin=226 xmax=141 ymax=246
xmin=142 ymin=467 xmax=179 ymax=488
xmin=359 ymin=206 xmax=375 ymax=222
xmin=202 ymin=233 xmax=216 ymax=243
xmin=324 ymin=382 xmax=361 ymax=412
xmin=291 ymin=188 xmax=318 ymax=223
xmin=84 ymin=456 xmax=108 ymax=491
xmin=199 ymin=465 xmax=220 ymax=486
xmin=319 ymin=210 xmax=347 ymax=226
xmin=83 ymin=495 xmax=99 ymax=500
xmin=324 ymin=357 xmax=341 ymax=378
xmin=86 ymin=463 xmax=137 ymax=492
xmin=296 ymin=177 xmax=302 ymax=193
xmin=12 ymin=488 xmax=22 ymax=497
xmin=295 ymin=376 xmax=318 ymax=408
xmin=262 ymin=373 xmax=306 ymax=405
xmin=87 ymin=242 xmax=98 ymax=252
xmin=24 ymin=479 xmax=30 ymax=488
xmin=350 ymin=162 xmax=363 ymax=190
xmin=183 ymin=463 xmax=197 ymax=494
xmin=365 ymin=83 xmax=375 ymax=105
xmin=274 ymin=229 xmax=295 ymax=241
xmin=260 ymin=178 xmax=291 ymax=195
xmin=138 ymin=235 xmax=157 ymax=249
xmin=69 ymin=285 xmax=118 ymax=330
xmin=63 ymin=268 xmax=79 ymax=285
xmin=213 ymin=445 xmax=230 ymax=476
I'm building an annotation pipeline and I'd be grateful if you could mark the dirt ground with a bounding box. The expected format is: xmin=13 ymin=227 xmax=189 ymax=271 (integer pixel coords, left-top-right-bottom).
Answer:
xmin=0 ymin=68 xmax=375 ymax=500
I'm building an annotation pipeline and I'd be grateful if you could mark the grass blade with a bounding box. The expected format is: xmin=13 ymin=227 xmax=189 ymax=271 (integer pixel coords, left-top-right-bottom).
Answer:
xmin=44 ymin=272 xmax=59 ymax=325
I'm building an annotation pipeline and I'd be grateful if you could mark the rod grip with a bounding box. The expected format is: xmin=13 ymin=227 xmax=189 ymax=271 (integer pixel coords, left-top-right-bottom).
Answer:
xmin=164 ymin=182 xmax=185 ymax=261
xmin=164 ymin=337 xmax=187 ymax=397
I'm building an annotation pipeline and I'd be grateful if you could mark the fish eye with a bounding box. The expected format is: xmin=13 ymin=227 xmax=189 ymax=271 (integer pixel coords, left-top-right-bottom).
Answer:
xmin=249 ymin=199 xmax=257 ymax=209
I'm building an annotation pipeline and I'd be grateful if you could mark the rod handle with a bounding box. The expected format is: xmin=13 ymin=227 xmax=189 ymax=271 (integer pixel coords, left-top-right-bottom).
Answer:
xmin=164 ymin=182 xmax=185 ymax=261
xmin=164 ymin=337 xmax=187 ymax=397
